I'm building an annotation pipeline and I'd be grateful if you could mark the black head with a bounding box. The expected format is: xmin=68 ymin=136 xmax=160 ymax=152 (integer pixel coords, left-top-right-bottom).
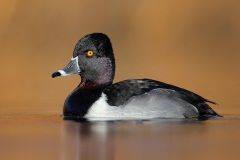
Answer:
xmin=52 ymin=33 xmax=115 ymax=88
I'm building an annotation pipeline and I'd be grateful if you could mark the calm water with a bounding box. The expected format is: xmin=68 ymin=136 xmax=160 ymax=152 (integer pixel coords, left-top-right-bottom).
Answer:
xmin=1 ymin=1 xmax=240 ymax=160
xmin=1 ymin=114 xmax=240 ymax=160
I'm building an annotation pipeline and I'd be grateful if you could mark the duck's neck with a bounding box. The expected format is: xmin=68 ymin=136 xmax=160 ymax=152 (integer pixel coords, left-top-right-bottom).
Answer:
xmin=63 ymin=81 xmax=111 ymax=118
xmin=79 ymin=79 xmax=113 ymax=90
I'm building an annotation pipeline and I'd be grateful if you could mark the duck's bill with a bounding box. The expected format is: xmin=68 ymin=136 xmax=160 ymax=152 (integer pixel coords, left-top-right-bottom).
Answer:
xmin=52 ymin=57 xmax=80 ymax=78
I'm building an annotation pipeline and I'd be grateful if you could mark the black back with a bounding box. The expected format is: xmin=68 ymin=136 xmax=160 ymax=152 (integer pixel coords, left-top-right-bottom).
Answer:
xmin=103 ymin=79 xmax=219 ymax=118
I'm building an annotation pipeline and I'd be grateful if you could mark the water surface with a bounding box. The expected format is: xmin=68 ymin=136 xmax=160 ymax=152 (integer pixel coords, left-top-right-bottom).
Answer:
xmin=1 ymin=114 xmax=240 ymax=160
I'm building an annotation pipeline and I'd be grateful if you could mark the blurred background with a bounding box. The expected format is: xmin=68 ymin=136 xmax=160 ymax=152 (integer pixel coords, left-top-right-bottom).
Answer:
xmin=1 ymin=0 xmax=239 ymax=115
xmin=1 ymin=1 xmax=240 ymax=160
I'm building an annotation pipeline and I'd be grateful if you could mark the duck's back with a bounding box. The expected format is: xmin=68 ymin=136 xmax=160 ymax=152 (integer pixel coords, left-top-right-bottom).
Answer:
xmin=100 ymin=79 xmax=219 ymax=119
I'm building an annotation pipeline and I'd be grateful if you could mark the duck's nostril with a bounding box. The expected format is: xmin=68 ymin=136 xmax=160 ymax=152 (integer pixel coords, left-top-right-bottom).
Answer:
xmin=52 ymin=71 xmax=61 ymax=78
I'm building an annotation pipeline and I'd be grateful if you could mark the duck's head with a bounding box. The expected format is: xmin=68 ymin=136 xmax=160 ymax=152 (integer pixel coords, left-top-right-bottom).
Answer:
xmin=52 ymin=33 xmax=115 ymax=87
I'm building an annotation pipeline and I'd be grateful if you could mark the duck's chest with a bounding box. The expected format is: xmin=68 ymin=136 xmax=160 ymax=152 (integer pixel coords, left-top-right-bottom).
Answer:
xmin=63 ymin=88 xmax=103 ymax=117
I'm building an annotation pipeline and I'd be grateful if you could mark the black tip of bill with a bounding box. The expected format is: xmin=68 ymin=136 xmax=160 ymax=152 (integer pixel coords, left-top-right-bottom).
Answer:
xmin=52 ymin=71 xmax=61 ymax=78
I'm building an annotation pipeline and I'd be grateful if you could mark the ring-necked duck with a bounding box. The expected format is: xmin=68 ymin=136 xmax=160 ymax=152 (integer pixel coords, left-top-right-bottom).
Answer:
xmin=52 ymin=33 xmax=220 ymax=120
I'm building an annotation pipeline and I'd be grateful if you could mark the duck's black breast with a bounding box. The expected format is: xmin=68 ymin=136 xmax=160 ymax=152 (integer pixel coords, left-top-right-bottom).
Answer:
xmin=103 ymin=79 xmax=219 ymax=118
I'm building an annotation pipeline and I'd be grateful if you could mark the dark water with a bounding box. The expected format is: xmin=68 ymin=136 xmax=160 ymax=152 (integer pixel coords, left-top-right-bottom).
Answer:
xmin=1 ymin=114 xmax=240 ymax=160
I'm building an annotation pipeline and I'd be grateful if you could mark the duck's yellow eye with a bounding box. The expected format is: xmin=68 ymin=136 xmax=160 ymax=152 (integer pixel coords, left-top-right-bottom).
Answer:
xmin=87 ymin=50 xmax=94 ymax=57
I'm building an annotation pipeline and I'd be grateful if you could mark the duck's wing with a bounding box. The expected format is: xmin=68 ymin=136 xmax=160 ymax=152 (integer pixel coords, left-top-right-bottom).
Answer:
xmin=103 ymin=79 xmax=219 ymax=118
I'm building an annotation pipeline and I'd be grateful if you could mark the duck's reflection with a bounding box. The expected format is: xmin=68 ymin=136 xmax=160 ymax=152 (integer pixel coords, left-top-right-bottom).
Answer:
xmin=59 ymin=118 xmax=208 ymax=160
xmin=60 ymin=121 xmax=114 ymax=160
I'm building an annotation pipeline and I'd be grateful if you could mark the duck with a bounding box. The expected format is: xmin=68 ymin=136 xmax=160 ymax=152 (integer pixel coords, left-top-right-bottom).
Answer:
xmin=52 ymin=33 xmax=220 ymax=120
